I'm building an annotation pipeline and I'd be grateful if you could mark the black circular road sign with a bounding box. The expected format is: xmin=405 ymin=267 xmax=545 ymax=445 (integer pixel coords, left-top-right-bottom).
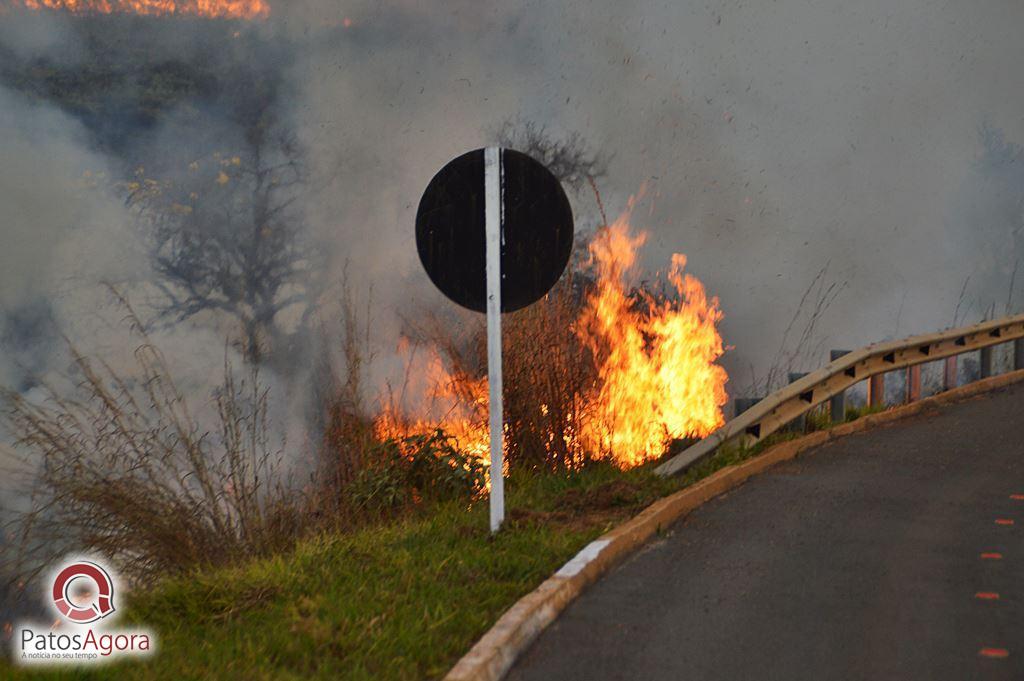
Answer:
xmin=415 ymin=148 xmax=574 ymax=314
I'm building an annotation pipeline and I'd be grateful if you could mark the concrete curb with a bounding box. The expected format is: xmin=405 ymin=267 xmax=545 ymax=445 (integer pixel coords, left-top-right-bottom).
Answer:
xmin=443 ymin=369 xmax=1024 ymax=681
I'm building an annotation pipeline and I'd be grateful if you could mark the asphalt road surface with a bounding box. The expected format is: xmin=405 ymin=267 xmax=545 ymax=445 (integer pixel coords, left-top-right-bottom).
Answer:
xmin=508 ymin=383 xmax=1024 ymax=681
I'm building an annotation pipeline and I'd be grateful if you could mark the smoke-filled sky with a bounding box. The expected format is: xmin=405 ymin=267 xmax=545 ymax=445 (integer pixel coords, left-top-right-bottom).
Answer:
xmin=3 ymin=0 xmax=1024 ymax=396
xmin=285 ymin=0 xmax=1024 ymax=389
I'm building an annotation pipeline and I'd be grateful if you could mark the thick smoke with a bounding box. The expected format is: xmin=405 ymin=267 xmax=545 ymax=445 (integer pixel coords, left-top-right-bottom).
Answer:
xmin=282 ymin=0 xmax=1024 ymax=395
xmin=0 ymin=86 xmax=141 ymax=387
xmin=3 ymin=0 xmax=1024 ymax=412
xmin=2 ymin=0 xmax=1023 ymax=627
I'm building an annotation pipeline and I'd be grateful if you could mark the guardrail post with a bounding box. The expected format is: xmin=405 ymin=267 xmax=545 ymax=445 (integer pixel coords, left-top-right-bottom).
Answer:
xmin=868 ymin=373 xmax=885 ymax=408
xmin=787 ymin=372 xmax=808 ymax=431
xmin=1016 ymin=338 xmax=1024 ymax=371
xmin=906 ymin=365 xmax=921 ymax=403
xmin=943 ymin=356 xmax=957 ymax=391
xmin=980 ymin=346 xmax=993 ymax=378
xmin=829 ymin=349 xmax=851 ymax=422
xmin=734 ymin=397 xmax=763 ymax=416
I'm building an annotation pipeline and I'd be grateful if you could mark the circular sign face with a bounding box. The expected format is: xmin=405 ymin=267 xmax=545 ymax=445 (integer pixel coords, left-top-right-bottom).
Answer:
xmin=416 ymin=148 xmax=574 ymax=313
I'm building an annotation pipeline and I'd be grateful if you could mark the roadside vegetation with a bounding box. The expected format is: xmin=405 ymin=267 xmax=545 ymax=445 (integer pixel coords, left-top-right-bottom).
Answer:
xmin=0 ymin=282 xmax=908 ymax=680
xmin=7 ymin=390 xmax=897 ymax=681
xmin=0 ymin=460 xmax=680 ymax=680
xmin=0 ymin=339 xmax=898 ymax=681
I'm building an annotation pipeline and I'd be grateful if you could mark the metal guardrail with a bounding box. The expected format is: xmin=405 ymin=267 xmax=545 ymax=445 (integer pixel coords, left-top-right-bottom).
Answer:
xmin=656 ymin=313 xmax=1024 ymax=477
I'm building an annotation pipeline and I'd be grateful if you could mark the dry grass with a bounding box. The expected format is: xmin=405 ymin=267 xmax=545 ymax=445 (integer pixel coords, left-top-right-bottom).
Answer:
xmin=503 ymin=272 xmax=599 ymax=469
xmin=314 ymin=281 xmax=381 ymax=517
xmin=1 ymin=298 xmax=306 ymax=584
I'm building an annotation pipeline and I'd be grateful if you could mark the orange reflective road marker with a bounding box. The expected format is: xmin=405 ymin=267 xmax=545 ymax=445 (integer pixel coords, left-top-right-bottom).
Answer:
xmin=979 ymin=648 xmax=1009 ymax=659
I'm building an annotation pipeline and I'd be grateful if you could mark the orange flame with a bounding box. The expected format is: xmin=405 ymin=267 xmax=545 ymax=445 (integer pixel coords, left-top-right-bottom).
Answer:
xmin=576 ymin=201 xmax=728 ymax=466
xmin=14 ymin=0 xmax=269 ymax=18
xmin=378 ymin=199 xmax=728 ymax=469
xmin=374 ymin=346 xmax=490 ymax=465
xmin=374 ymin=344 xmax=498 ymax=491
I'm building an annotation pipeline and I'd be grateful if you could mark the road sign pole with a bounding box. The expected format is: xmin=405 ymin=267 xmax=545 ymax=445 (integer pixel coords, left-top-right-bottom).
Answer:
xmin=484 ymin=147 xmax=505 ymax=533
xmin=417 ymin=146 xmax=573 ymax=532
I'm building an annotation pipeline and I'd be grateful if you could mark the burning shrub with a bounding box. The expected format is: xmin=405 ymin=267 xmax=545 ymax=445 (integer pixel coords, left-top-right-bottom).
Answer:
xmin=574 ymin=207 xmax=728 ymax=465
xmin=378 ymin=201 xmax=729 ymax=472
xmin=8 ymin=0 xmax=270 ymax=19
xmin=349 ymin=430 xmax=487 ymax=514
xmin=375 ymin=268 xmax=599 ymax=474
xmin=498 ymin=270 xmax=600 ymax=469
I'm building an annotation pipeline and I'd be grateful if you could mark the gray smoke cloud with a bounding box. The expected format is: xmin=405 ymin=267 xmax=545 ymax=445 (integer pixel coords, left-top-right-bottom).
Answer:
xmin=3 ymin=0 xmax=1024 ymax=405
xmin=285 ymin=0 xmax=1024 ymax=395
xmin=0 ymin=86 xmax=139 ymax=385
xmin=2 ymin=0 xmax=1022 ymax=625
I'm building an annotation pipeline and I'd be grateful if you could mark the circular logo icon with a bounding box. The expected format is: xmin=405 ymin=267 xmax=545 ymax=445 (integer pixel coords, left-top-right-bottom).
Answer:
xmin=51 ymin=561 xmax=116 ymax=624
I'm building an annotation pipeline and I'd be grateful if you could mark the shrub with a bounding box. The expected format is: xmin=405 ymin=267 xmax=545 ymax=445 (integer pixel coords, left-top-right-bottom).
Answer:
xmin=313 ymin=279 xmax=384 ymax=518
xmin=403 ymin=266 xmax=600 ymax=473
xmin=1 ymin=303 xmax=306 ymax=583
xmin=350 ymin=430 xmax=487 ymax=513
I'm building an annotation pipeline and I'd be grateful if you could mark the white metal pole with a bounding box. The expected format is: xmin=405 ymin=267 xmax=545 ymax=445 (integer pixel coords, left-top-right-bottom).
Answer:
xmin=484 ymin=146 xmax=505 ymax=533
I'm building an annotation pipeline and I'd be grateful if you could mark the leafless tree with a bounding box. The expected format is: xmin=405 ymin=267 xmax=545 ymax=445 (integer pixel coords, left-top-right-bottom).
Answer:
xmin=127 ymin=121 xmax=322 ymax=364
xmin=493 ymin=118 xmax=609 ymax=192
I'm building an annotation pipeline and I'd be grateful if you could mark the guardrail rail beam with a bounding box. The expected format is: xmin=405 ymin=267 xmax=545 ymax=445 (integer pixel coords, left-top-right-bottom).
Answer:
xmin=656 ymin=314 xmax=1024 ymax=477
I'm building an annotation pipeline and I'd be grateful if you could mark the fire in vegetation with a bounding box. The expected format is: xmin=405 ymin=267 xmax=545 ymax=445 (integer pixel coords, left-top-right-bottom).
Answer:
xmin=375 ymin=344 xmax=490 ymax=465
xmin=12 ymin=0 xmax=269 ymax=19
xmin=377 ymin=198 xmax=728 ymax=472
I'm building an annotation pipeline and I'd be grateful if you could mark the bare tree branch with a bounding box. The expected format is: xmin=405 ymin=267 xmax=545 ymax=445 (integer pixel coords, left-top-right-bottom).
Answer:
xmin=127 ymin=122 xmax=323 ymax=363
xmin=492 ymin=117 xmax=608 ymax=191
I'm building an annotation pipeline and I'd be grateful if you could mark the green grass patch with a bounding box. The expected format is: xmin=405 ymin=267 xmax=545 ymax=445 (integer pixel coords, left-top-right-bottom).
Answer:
xmin=0 ymin=463 xmax=679 ymax=681
xmin=843 ymin=402 xmax=886 ymax=422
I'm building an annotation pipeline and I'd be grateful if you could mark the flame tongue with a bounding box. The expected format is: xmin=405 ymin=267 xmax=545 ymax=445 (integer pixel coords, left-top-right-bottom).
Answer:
xmin=17 ymin=0 xmax=269 ymax=18
xmin=577 ymin=205 xmax=728 ymax=466
xmin=375 ymin=350 xmax=490 ymax=465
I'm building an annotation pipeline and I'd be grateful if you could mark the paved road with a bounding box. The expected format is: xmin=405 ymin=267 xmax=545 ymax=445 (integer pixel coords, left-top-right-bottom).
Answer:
xmin=508 ymin=383 xmax=1024 ymax=680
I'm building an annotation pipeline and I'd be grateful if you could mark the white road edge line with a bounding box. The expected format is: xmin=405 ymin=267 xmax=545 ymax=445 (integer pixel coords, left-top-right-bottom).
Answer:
xmin=555 ymin=539 xmax=612 ymax=578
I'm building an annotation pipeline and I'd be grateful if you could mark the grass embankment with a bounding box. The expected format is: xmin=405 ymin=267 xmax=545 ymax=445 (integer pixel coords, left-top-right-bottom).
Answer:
xmin=1 ymin=404 xmax=880 ymax=680
xmin=1 ymin=463 xmax=681 ymax=680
